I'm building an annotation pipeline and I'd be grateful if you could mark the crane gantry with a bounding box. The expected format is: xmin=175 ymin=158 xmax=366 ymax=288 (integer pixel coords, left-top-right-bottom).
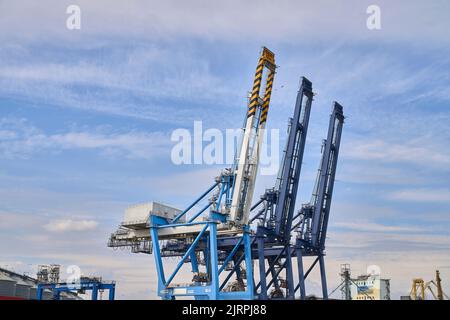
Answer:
xmin=230 ymin=47 xmax=276 ymax=226
xmin=411 ymin=270 xmax=448 ymax=300
xmin=108 ymin=47 xmax=345 ymax=300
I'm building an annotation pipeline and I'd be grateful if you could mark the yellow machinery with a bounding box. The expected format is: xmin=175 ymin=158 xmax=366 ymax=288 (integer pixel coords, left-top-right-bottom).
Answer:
xmin=410 ymin=270 xmax=448 ymax=300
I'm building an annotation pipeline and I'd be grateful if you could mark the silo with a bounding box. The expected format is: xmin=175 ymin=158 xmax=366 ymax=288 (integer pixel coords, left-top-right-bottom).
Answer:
xmin=0 ymin=273 xmax=16 ymax=297
xmin=14 ymin=278 xmax=31 ymax=299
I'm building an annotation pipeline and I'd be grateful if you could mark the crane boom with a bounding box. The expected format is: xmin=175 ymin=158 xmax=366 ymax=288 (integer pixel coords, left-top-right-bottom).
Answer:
xmin=273 ymin=77 xmax=313 ymax=239
xmin=229 ymin=47 xmax=276 ymax=226
xmin=310 ymin=102 xmax=344 ymax=248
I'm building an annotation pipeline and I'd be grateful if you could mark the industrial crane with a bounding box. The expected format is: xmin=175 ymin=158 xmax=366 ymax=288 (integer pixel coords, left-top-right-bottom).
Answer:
xmin=250 ymin=77 xmax=314 ymax=299
xmin=145 ymin=47 xmax=277 ymax=300
xmin=250 ymin=98 xmax=344 ymax=299
xmin=410 ymin=270 xmax=448 ymax=300
xmin=294 ymin=102 xmax=344 ymax=299
xmin=230 ymin=48 xmax=276 ymax=226
xmin=108 ymin=47 xmax=345 ymax=300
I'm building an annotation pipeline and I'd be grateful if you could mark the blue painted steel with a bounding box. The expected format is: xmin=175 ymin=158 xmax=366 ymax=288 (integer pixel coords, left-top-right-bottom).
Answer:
xmin=273 ymin=77 xmax=313 ymax=239
xmin=37 ymin=280 xmax=115 ymax=300
xmin=310 ymin=102 xmax=344 ymax=248
xmin=218 ymin=237 xmax=243 ymax=275
xmin=172 ymin=182 xmax=219 ymax=224
xmin=209 ymin=222 xmax=219 ymax=299
xmin=190 ymin=251 xmax=199 ymax=273
xmin=242 ymin=226 xmax=255 ymax=299
xmin=296 ymin=247 xmax=306 ymax=299
xmin=256 ymin=231 xmax=268 ymax=299
xmin=150 ymin=220 xmax=167 ymax=298
xmin=150 ymin=213 xmax=256 ymax=299
xmin=143 ymin=77 xmax=344 ymax=301
xmin=188 ymin=202 xmax=213 ymax=223
xmin=164 ymin=224 xmax=209 ymax=287
xmin=319 ymin=255 xmax=328 ymax=299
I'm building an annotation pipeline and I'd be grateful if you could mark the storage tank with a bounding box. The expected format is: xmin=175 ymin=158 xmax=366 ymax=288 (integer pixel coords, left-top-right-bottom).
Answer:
xmin=0 ymin=273 xmax=16 ymax=297
xmin=14 ymin=279 xmax=31 ymax=299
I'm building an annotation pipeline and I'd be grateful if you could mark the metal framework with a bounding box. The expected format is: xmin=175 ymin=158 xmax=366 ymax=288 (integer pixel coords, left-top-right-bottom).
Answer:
xmin=108 ymin=48 xmax=345 ymax=300
xmin=410 ymin=270 xmax=449 ymax=300
xmin=37 ymin=278 xmax=115 ymax=300
xmin=252 ymin=77 xmax=313 ymax=299
xmin=294 ymin=101 xmax=345 ymax=299
xmin=147 ymin=47 xmax=276 ymax=300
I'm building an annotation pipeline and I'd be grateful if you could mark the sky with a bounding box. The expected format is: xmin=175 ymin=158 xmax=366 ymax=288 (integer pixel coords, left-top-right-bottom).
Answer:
xmin=1 ymin=0 xmax=450 ymax=299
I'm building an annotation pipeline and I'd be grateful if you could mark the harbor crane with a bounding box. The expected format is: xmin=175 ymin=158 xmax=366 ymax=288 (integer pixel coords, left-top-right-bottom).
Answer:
xmin=410 ymin=270 xmax=448 ymax=300
xmin=108 ymin=47 xmax=345 ymax=300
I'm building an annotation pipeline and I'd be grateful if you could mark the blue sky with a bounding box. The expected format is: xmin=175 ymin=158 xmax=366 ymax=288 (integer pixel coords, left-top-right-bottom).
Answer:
xmin=1 ymin=0 xmax=450 ymax=299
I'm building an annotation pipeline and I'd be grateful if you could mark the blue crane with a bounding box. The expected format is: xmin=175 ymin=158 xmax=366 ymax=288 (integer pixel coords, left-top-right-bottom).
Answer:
xmin=37 ymin=278 xmax=115 ymax=300
xmin=251 ymin=77 xmax=313 ymax=299
xmin=294 ymin=102 xmax=345 ymax=299
xmin=108 ymin=48 xmax=345 ymax=300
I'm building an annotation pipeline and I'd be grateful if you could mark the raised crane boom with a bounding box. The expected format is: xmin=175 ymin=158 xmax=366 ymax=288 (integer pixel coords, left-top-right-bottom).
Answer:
xmin=310 ymin=102 xmax=344 ymax=248
xmin=229 ymin=47 xmax=276 ymax=226
xmin=273 ymin=77 xmax=313 ymax=240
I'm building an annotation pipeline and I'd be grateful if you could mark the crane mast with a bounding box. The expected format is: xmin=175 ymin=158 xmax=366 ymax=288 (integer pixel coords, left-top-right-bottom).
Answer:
xmin=107 ymin=47 xmax=347 ymax=300
xmin=294 ymin=102 xmax=344 ymax=300
xmin=310 ymin=102 xmax=344 ymax=248
xmin=297 ymin=102 xmax=344 ymax=249
xmin=230 ymin=47 xmax=276 ymax=226
xmin=273 ymin=77 xmax=313 ymax=240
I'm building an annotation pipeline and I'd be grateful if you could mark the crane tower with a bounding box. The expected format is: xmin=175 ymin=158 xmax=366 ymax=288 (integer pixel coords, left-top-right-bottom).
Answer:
xmin=108 ymin=47 xmax=345 ymax=300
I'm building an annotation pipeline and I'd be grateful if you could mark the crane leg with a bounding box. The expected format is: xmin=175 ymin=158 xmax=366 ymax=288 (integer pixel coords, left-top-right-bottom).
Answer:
xmin=319 ymin=254 xmax=328 ymax=299
xmin=269 ymin=257 xmax=281 ymax=291
xmin=257 ymin=235 xmax=268 ymax=299
xmin=285 ymin=248 xmax=295 ymax=299
xmin=296 ymin=248 xmax=306 ymax=300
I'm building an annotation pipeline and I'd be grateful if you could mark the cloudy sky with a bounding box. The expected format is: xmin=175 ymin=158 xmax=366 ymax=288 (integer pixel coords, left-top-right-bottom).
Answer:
xmin=1 ymin=0 xmax=450 ymax=299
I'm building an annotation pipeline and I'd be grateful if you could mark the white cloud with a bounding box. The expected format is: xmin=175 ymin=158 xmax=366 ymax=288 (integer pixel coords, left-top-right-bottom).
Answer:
xmin=0 ymin=118 xmax=171 ymax=160
xmin=343 ymin=138 xmax=450 ymax=168
xmin=0 ymin=45 xmax=239 ymax=125
xmin=334 ymin=221 xmax=422 ymax=233
xmin=1 ymin=1 xmax=450 ymax=44
xmin=388 ymin=188 xmax=450 ymax=203
xmin=44 ymin=219 xmax=98 ymax=232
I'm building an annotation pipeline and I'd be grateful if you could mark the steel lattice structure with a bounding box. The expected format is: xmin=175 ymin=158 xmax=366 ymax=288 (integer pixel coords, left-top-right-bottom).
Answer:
xmin=108 ymin=47 xmax=345 ymax=300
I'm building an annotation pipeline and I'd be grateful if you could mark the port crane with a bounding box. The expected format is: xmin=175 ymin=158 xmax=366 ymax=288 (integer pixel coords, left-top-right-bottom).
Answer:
xmin=410 ymin=270 xmax=448 ymax=300
xmin=250 ymin=96 xmax=344 ymax=299
xmin=147 ymin=47 xmax=276 ymax=299
xmin=108 ymin=47 xmax=345 ymax=300
xmin=294 ymin=101 xmax=344 ymax=299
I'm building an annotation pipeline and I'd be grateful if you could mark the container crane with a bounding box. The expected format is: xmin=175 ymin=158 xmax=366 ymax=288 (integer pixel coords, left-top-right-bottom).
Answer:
xmin=108 ymin=47 xmax=346 ymax=300
xmin=250 ymin=77 xmax=314 ymax=299
xmin=410 ymin=270 xmax=449 ymax=300
xmin=143 ymin=47 xmax=277 ymax=300
xmin=294 ymin=102 xmax=344 ymax=299
xmin=230 ymin=48 xmax=276 ymax=226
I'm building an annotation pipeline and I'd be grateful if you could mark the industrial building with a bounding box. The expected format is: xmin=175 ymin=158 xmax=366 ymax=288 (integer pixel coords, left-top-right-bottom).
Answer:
xmin=0 ymin=266 xmax=82 ymax=300
xmin=351 ymin=274 xmax=390 ymax=300
xmin=330 ymin=264 xmax=390 ymax=300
